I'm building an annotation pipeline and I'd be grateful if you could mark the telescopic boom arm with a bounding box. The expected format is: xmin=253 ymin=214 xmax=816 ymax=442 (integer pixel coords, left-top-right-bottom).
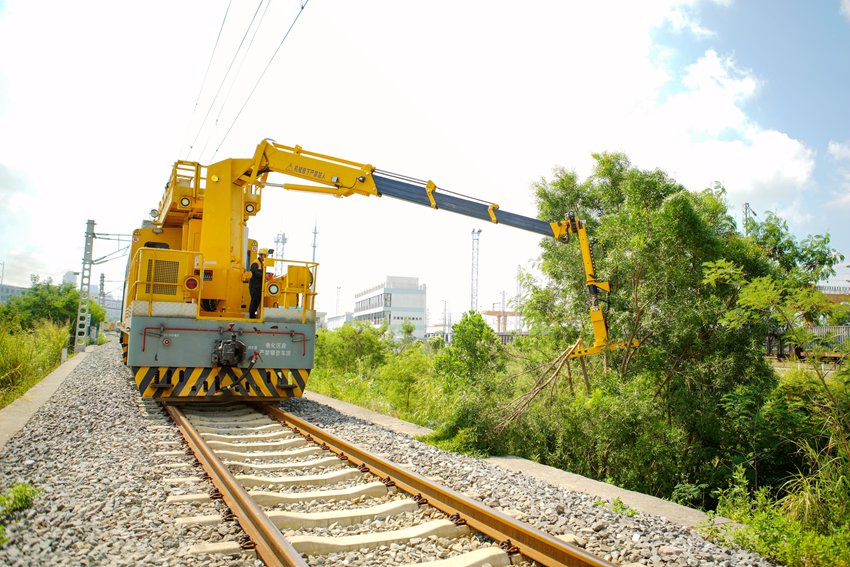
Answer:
xmin=169 ymin=139 xmax=638 ymax=359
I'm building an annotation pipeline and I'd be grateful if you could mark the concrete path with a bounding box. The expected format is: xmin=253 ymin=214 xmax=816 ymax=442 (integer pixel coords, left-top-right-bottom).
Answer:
xmin=303 ymin=391 xmax=721 ymax=529
xmin=0 ymin=348 xmax=91 ymax=451
xmin=484 ymin=456 xmax=712 ymax=528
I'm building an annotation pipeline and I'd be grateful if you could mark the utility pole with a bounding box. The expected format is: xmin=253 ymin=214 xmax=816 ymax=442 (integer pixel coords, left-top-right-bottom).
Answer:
xmin=311 ymin=222 xmax=318 ymax=263
xmin=501 ymin=290 xmax=506 ymax=334
xmin=470 ymin=228 xmax=481 ymax=312
xmin=273 ymin=231 xmax=288 ymax=276
xmin=442 ymin=299 xmax=448 ymax=337
xmin=335 ymin=286 xmax=341 ymax=315
xmin=743 ymin=203 xmax=756 ymax=235
xmin=516 ymin=264 xmax=522 ymax=332
xmin=99 ymin=273 xmax=106 ymax=307
xmin=74 ymin=220 xmax=95 ymax=352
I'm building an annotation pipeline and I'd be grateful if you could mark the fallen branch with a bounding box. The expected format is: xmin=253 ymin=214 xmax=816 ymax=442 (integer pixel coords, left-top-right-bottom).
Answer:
xmin=495 ymin=339 xmax=581 ymax=432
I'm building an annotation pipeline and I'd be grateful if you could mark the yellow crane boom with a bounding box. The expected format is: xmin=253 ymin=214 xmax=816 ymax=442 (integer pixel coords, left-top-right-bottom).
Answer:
xmin=150 ymin=139 xmax=637 ymax=359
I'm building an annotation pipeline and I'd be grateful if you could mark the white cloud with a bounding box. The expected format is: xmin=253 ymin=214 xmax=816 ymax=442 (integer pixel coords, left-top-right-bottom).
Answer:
xmin=0 ymin=163 xmax=36 ymax=275
xmin=666 ymin=49 xmax=759 ymax=137
xmin=617 ymin=48 xmax=815 ymax=225
xmin=828 ymin=140 xmax=850 ymax=161
xmin=831 ymin=185 xmax=850 ymax=206
xmin=826 ymin=140 xmax=850 ymax=208
xmin=0 ymin=0 xmax=828 ymax=319
xmin=841 ymin=0 xmax=850 ymax=22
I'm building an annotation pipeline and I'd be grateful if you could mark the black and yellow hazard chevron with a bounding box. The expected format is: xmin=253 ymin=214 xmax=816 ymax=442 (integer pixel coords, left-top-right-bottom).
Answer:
xmin=132 ymin=366 xmax=310 ymax=399
xmin=120 ymin=334 xmax=128 ymax=365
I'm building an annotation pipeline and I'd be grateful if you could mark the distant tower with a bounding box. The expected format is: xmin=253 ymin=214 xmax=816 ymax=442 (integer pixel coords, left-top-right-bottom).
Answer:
xmin=516 ymin=264 xmax=522 ymax=331
xmin=311 ymin=222 xmax=318 ymax=263
xmin=273 ymin=231 xmax=288 ymax=276
xmin=470 ymin=228 xmax=482 ymax=311
xmin=742 ymin=203 xmax=756 ymax=235
xmin=335 ymin=286 xmax=341 ymax=315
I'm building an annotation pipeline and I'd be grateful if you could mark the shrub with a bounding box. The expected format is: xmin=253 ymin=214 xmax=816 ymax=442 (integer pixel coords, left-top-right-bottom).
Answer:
xmin=703 ymin=465 xmax=850 ymax=567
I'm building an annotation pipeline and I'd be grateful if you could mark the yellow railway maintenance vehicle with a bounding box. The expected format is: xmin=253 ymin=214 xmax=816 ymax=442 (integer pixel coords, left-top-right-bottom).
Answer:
xmin=121 ymin=139 xmax=637 ymax=402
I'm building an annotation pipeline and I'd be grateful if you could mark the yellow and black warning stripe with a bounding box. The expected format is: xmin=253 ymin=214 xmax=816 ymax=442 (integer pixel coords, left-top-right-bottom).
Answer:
xmin=120 ymin=333 xmax=129 ymax=365
xmin=132 ymin=366 xmax=310 ymax=400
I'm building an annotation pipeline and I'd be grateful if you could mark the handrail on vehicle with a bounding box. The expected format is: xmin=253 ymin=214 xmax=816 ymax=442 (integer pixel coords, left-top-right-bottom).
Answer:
xmin=126 ymin=248 xmax=320 ymax=324
xmin=261 ymin=257 xmax=319 ymax=325
xmin=126 ymin=247 xmax=204 ymax=318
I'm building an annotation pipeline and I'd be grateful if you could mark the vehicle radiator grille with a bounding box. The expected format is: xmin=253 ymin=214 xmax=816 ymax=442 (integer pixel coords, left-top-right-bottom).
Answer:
xmin=145 ymin=260 xmax=179 ymax=295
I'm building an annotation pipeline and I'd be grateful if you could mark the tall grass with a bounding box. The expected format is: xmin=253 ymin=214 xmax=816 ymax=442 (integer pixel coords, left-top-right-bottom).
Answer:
xmin=702 ymin=450 xmax=850 ymax=567
xmin=781 ymin=437 xmax=850 ymax=535
xmin=0 ymin=321 xmax=68 ymax=409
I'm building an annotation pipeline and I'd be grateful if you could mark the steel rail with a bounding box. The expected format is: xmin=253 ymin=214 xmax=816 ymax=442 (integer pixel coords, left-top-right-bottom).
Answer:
xmin=262 ymin=406 xmax=612 ymax=567
xmin=164 ymin=404 xmax=308 ymax=567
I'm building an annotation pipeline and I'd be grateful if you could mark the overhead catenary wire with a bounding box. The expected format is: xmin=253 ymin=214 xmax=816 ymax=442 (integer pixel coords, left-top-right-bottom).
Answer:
xmin=188 ymin=0 xmax=268 ymax=161
xmin=209 ymin=0 xmax=274 ymax=136
xmin=182 ymin=0 xmax=234 ymax=158
xmin=92 ymin=246 xmax=130 ymax=265
xmin=92 ymin=232 xmax=132 ymax=242
xmin=210 ymin=0 xmax=310 ymax=162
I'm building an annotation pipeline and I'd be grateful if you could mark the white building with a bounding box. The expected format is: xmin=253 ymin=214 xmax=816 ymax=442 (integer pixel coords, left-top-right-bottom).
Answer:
xmin=0 ymin=283 xmax=27 ymax=305
xmin=316 ymin=311 xmax=328 ymax=329
xmin=326 ymin=312 xmax=353 ymax=330
xmin=354 ymin=276 xmax=426 ymax=339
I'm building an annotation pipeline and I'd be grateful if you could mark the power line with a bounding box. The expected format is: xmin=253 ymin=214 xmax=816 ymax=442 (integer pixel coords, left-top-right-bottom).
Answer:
xmin=211 ymin=0 xmax=273 ymax=134
xmin=93 ymin=246 xmax=130 ymax=265
xmin=182 ymin=0 xmax=234 ymax=158
xmin=211 ymin=0 xmax=310 ymax=161
xmin=189 ymin=0 xmax=267 ymax=161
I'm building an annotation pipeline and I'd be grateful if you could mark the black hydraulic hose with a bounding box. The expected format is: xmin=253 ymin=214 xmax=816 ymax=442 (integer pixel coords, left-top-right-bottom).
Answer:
xmin=221 ymin=352 xmax=261 ymax=393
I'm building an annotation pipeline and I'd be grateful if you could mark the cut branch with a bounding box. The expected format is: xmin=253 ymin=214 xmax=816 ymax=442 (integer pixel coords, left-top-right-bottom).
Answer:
xmin=495 ymin=339 xmax=581 ymax=432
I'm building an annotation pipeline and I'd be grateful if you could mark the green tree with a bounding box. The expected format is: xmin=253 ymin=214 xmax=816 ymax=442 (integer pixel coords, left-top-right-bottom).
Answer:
xmin=746 ymin=211 xmax=844 ymax=284
xmin=316 ymin=321 xmax=388 ymax=375
xmin=426 ymin=311 xmax=509 ymax=454
xmin=396 ymin=319 xmax=417 ymax=352
xmin=828 ymin=303 xmax=850 ymax=326
xmin=0 ymin=277 xmax=105 ymax=337
xmin=377 ymin=342 xmax=433 ymax=415
xmin=704 ymin=260 xmax=850 ymax=457
xmin=516 ymin=154 xmax=789 ymax=495
xmin=435 ymin=311 xmax=506 ymax=389
xmin=702 ymin=256 xmax=850 ymax=562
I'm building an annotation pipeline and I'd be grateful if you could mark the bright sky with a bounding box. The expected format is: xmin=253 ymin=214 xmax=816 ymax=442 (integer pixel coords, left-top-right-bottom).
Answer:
xmin=1 ymin=0 xmax=849 ymax=327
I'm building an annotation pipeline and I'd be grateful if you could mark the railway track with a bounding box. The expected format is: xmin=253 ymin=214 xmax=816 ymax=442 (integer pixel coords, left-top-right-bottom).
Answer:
xmin=156 ymin=402 xmax=612 ymax=567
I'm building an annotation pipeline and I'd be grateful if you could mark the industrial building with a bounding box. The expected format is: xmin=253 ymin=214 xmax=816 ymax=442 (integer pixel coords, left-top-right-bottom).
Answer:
xmin=354 ymin=276 xmax=427 ymax=339
xmin=0 ymin=283 xmax=27 ymax=305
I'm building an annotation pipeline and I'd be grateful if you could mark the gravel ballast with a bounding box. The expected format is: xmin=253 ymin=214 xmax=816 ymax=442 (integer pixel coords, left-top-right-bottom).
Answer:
xmin=0 ymin=341 xmax=775 ymax=566
xmin=280 ymin=399 xmax=776 ymax=567
xmin=0 ymin=342 xmax=260 ymax=566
